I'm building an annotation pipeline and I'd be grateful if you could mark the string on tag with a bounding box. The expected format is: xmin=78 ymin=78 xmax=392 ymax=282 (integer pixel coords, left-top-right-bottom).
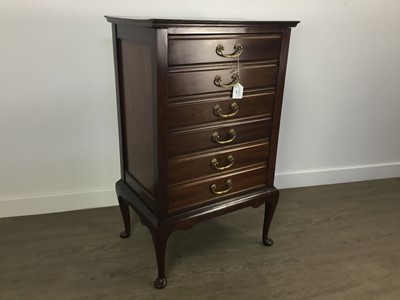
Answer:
xmin=237 ymin=52 xmax=240 ymax=79
xmin=232 ymin=45 xmax=244 ymax=99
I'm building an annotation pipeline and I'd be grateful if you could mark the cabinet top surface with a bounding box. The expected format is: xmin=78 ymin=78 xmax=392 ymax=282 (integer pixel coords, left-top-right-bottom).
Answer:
xmin=104 ymin=16 xmax=299 ymax=28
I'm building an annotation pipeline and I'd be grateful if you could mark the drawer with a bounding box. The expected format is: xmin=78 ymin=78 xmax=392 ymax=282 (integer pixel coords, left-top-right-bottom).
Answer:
xmin=168 ymin=165 xmax=268 ymax=213
xmin=168 ymin=63 xmax=278 ymax=98
xmin=168 ymin=118 xmax=272 ymax=157
xmin=168 ymin=90 xmax=275 ymax=129
xmin=168 ymin=141 xmax=269 ymax=185
xmin=168 ymin=34 xmax=282 ymax=66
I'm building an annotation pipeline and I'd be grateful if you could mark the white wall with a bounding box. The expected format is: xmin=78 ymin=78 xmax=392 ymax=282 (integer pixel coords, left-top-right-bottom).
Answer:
xmin=1 ymin=0 xmax=399 ymax=217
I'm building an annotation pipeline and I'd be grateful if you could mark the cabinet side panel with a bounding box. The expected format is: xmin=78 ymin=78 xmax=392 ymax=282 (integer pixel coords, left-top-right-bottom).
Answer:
xmin=267 ymin=28 xmax=292 ymax=186
xmin=119 ymin=40 xmax=155 ymax=195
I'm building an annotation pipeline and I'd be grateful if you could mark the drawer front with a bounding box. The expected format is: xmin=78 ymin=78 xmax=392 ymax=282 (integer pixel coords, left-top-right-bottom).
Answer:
xmin=169 ymin=35 xmax=282 ymax=66
xmin=168 ymin=63 xmax=278 ymax=98
xmin=168 ymin=141 xmax=269 ymax=185
xmin=168 ymin=118 xmax=272 ymax=157
xmin=168 ymin=165 xmax=268 ymax=213
xmin=168 ymin=91 xmax=275 ymax=129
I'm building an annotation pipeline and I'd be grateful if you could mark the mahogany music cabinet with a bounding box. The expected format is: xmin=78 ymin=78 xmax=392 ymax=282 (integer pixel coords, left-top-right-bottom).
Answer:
xmin=105 ymin=17 xmax=299 ymax=288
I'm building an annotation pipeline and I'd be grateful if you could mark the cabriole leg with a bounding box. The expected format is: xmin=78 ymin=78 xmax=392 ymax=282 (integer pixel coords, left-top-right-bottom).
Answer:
xmin=263 ymin=191 xmax=279 ymax=246
xmin=151 ymin=228 xmax=171 ymax=289
xmin=118 ymin=197 xmax=131 ymax=239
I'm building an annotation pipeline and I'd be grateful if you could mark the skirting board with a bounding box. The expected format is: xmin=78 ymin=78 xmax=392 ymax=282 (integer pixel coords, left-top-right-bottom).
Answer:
xmin=1 ymin=162 xmax=399 ymax=218
xmin=275 ymin=162 xmax=400 ymax=189
xmin=0 ymin=188 xmax=116 ymax=218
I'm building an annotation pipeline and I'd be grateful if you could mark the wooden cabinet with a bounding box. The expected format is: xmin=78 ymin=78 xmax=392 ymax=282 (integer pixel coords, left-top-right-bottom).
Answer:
xmin=105 ymin=17 xmax=299 ymax=288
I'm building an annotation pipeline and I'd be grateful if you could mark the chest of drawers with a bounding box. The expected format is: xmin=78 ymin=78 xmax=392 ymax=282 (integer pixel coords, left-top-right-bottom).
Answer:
xmin=105 ymin=17 xmax=299 ymax=288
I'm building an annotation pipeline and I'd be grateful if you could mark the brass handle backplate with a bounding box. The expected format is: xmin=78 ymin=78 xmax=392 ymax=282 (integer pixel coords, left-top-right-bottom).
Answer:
xmin=216 ymin=43 xmax=243 ymax=58
xmin=210 ymin=179 xmax=233 ymax=195
xmin=213 ymin=102 xmax=239 ymax=118
xmin=214 ymin=73 xmax=240 ymax=88
xmin=211 ymin=129 xmax=236 ymax=144
xmin=211 ymin=155 xmax=234 ymax=171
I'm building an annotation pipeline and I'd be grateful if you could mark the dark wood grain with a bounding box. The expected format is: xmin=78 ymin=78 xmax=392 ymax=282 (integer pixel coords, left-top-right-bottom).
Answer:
xmin=168 ymin=62 xmax=279 ymax=98
xmin=167 ymin=118 xmax=272 ymax=157
xmin=125 ymin=172 xmax=155 ymax=211
xmin=106 ymin=17 xmax=298 ymax=288
xmin=105 ymin=16 xmax=300 ymax=28
xmin=267 ymin=28 xmax=292 ymax=186
xmin=119 ymin=40 xmax=155 ymax=195
xmin=167 ymin=165 xmax=268 ymax=213
xmin=169 ymin=34 xmax=281 ymax=66
xmin=154 ymin=28 xmax=169 ymax=218
xmin=111 ymin=24 xmax=125 ymax=179
xmin=168 ymin=89 xmax=275 ymax=129
xmin=168 ymin=140 xmax=270 ymax=186
xmin=167 ymin=26 xmax=287 ymax=35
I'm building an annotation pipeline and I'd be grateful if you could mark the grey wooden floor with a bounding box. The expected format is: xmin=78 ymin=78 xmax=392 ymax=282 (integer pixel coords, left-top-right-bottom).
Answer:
xmin=1 ymin=178 xmax=399 ymax=300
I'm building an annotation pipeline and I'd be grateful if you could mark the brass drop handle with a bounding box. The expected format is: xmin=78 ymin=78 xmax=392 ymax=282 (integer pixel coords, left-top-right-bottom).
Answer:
xmin=210 ymin=179 xmax=233 ymax=195
xmin=214 ymin=73 xmax=240 ymax=88
xmin=216 ymin=43 xmax=243 ymax=58
xmin=213 ymin=102 xmax=239 ymax=118
xmin=211 ymin=155 xmax=234 ymax=171
xmin=211 ymin=129 xmax=236 ymax=144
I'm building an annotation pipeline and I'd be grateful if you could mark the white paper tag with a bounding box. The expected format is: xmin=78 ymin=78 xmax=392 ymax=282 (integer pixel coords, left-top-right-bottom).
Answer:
xmin=232 ymin=83 xmax=244 ymax=99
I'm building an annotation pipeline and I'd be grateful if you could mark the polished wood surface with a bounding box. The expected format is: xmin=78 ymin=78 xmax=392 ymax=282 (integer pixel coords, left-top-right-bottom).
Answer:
xmin=169 ymin=34 xmax=282 ymax=66
xmin=119 ymin=40 xmax=155 ymax=195
xmin=168 ymin=140 xmax=270 ymax=185
xmin=167 ymin=164 xmax=268 ymax=213
xmin=168 ymin=89 xmax=275 ymax=128
xmin=267 ymin=28 xmax=292 ymax=186
xmin=167 ymin=118 xmax=272 ymax=157
xmin=106 ymin=17 xmax=298 ymax=288
xmin=105 ymin=17 xmax=300 ymax=28
xmin=1 ymin=178 xmax=399 ymax=299
xmin=168 ymin=62 xmax=279 ymax=97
